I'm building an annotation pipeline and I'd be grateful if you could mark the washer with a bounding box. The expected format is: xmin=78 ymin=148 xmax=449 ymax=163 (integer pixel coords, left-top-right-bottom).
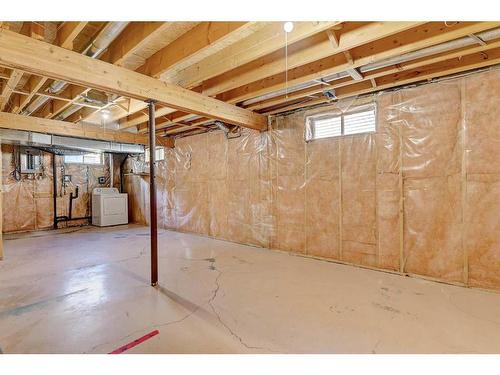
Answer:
xmin=92 ymin=187 xmax=128 ymax=227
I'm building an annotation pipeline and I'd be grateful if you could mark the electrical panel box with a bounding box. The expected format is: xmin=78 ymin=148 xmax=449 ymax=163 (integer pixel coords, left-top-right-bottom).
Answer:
xmin=20 ymin=148 xmax=42 ymax=174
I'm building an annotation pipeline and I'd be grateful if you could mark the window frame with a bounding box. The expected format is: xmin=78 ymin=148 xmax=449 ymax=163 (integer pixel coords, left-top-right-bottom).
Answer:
xmin=144 ymin=146 xmax=165 ymax=162
xmin=63 ymin=153 xmax=103 ymax=165
xmin=305 ymin=103 xmax=377 ymax=142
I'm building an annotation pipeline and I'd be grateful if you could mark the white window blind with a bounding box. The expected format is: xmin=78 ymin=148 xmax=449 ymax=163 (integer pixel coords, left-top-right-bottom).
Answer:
xmin=344 ymin=106 xmax=377 ymax=135
xmin=145 ymin=147 xmax=165 ymax=161
xmin=64 ymin=153 xmax=103 ymax=165
xmin=305 ymin=103 xmax=376 ymax=141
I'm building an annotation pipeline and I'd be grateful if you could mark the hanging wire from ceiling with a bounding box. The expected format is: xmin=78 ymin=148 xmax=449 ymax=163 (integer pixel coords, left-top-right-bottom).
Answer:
xmin=283 ymin=22 xmax=294 ymax=99
xmin=285 ymin=27 xmax=289 ymax=99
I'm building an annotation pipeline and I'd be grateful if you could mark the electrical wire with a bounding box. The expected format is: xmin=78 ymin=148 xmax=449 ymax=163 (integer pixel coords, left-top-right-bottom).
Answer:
xmin=285 ymin=30 xmax=289 ymax=99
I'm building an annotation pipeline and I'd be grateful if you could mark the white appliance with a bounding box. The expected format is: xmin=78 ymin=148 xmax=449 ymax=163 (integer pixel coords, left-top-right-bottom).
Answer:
xmin=92 ymin=187 xmax=128 ymax=227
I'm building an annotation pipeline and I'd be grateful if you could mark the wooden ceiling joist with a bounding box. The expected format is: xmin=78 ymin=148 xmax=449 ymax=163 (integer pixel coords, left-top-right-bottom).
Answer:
xmin=264 ymin=45 xmax=500 ymax=115
xmin=83 ymin=22 xmax=260 ymax=128
xmin=217 ymin=21 xmax=500 ymax=105
xmin=139 ymin=22 xmax=436 ymax=132
xmin=0 ymin=29 xmax=267 ymax=131
xmin=161 ymin=22 xmax=500 ymax=134
xmin=57 ymin=22 xmax=89 ymax=50
xmin=104 ymin=22 xmax=172 ymax=67
xmin=42 ymin=22 xmax=166 ymax=121
xmin=117 ymin=21 xmax=341 ymax=132
xmin=199 ymin=22 xmax=423 ymax=97
xmin=136 ymin=22 xmax=257 ymax=78
xmin=248 ymin=37 xmax=500 ymax=112
xmin=164 ymin=21 xmax=341 ymax=88
xmin=0 ymin=69 xmax=23 ymax=111
xmin=14 ymin=22 xmax=88 ymax=115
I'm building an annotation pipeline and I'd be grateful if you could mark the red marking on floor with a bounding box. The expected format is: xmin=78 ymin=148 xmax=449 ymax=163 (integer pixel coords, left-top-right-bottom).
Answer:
xmin=108 ymin=330 xmax=159 ymax=354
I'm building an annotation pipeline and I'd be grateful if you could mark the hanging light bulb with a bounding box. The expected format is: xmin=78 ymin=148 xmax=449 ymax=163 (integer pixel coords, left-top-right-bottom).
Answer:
xmin=100 ymin=109 xmax=111 ymax=120
xmin=283 ymin=21 xmax=294 ymax=33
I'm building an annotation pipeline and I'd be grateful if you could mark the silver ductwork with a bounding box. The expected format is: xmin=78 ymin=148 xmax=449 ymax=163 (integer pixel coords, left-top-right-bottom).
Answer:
xmin=21 ymin=22 xmax=129 ymax=116
xmin=82 ymin=22 xmax=129 ymax=58
xmin=242 ymin=27 xmax=500 ymax=107
xmin=214 ymin=120 xmax=230 ymax=133
xmin=0 ymin=128 xmax=144 ymax=154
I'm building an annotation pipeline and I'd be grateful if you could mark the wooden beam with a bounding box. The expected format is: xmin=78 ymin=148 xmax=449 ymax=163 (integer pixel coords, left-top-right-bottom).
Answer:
xmin=30 ymin=22 xmax=45 ymax=41
xmin=136 ymin=22 xmax=257 ymax=78
xmin=264 ymin=46 xmax=500 ymax=115
xmin=118 ymin=21 xmax=341 ymax=130
xmin=0 ymin=111 xmax=173 ymax=147
xmin=343 ymin=50 xmax=354 ymax=64
xmin=104 ymin=22 xmax=172 ymax=67
xmin=173 ymin=34 xmax=500 ymax=134
xmin=120 ymin=106 xmax=176 ymax=129
xmin=15 ymin=22 xmax=88 ymax=114
xmin=0 ymin=29 xmax=267 ymax=130
xmin=0 ymin=69 xmax=23 ymax=111
xmin=133 ymin=21 xmax=419 ymax=130
xmin=57 ymin=22 xmax=88 ymax=50
xmin=166 ymin=21 xmax=341 ymax=88
xmin=247 ymin=28 xmax=500 ymax=112
xmin=326 ymin=29 xmax=339 ymax=48
xmin=199 ymin=22 xmax=423 ymax=97
xmin=218 ymin=21 xmax=500 ymax=105
xmin=14 ymin=75 xmax=46 ymax=114
xmin=81 ymin=22 xmax=258 ymax=125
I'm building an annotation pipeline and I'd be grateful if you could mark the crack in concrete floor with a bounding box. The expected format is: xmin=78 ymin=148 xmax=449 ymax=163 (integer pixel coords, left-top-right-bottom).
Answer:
xmin=2 ymin=225 xmax=500 ymax=353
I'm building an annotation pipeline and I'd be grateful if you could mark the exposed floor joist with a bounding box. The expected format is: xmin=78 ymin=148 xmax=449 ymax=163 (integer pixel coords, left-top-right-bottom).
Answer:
xmin=0 ymin=69 xmax=23 ymax=111
xmin=12 ymin=22 xmax=88 ymax=114
xmin=118 ymin=21 xmax=340 ymax=130
xmin=148 ymin=22 xmax=499 ymax=134
xmin=247 ymin=37 xmax=500 ymax=112
xmin=85 ymin=22 xmax=262 ymax=128
xmin=218 ymin=22 xmax=499 ymax=105
xmin=0 ymin=29 xmax=268 ymax=131
xmin=264 ymin=47 xmax=500 ymax=115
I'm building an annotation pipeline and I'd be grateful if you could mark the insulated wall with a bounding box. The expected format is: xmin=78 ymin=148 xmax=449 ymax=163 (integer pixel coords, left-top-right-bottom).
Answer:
xmin=1 ymin=146 xmax=112 ymax=233
xmin=126 ymin=69 xmax=500 ymax=290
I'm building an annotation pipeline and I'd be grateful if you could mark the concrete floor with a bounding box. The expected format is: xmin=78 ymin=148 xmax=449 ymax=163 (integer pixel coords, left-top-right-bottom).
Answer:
xmin=0 ymin=225 xmax=499 ymax=354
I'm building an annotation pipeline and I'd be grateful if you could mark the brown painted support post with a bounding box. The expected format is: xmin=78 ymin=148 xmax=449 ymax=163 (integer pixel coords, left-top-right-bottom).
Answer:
xmin=148 ymin=100 xmax=158 ymax=286
xmin=0 ymin=139 xmax=3 ymax=260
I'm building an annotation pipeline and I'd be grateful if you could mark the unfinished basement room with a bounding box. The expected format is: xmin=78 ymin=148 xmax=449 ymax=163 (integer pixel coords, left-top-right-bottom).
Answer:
xmin=0 ymin=3 xmax=500 ymax=366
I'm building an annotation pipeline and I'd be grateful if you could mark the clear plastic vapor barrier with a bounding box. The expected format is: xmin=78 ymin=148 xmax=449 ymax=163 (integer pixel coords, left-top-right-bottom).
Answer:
xmin=2 ymin=146 xmax=111 ymax=233
xmin=125 ymin=69 xmax=500 ymax=290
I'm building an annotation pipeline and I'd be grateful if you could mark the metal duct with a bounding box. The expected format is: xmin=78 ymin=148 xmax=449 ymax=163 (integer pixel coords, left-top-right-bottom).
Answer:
xmin=243 ymin=27 xmax=500 ymax=107
xmin=0 ymin=128 xmax=144 ymax=154
xmin=82 ymin=22 xmax=129 ymax=58
xmin=21 ymin=22 xmax=129 ymax=116
xmin=361 ymin=28 xmax=500 ymax=73
xmin=214 ymin=120 xmax=230 ymax=133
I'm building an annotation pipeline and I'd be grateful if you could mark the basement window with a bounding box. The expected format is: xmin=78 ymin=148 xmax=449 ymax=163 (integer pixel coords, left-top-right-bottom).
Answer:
xmin=64 ymin=153 xmax=103 ymax=165
xmin=145 ymin=147 xmax=165 ymax=161
xmin=305 ymin=103 xmax=377 ymax=141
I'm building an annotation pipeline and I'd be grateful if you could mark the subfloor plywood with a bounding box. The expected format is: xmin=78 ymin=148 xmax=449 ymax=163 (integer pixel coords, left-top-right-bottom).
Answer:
xmin=0 ymin=225 xmax=499 ymax=354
